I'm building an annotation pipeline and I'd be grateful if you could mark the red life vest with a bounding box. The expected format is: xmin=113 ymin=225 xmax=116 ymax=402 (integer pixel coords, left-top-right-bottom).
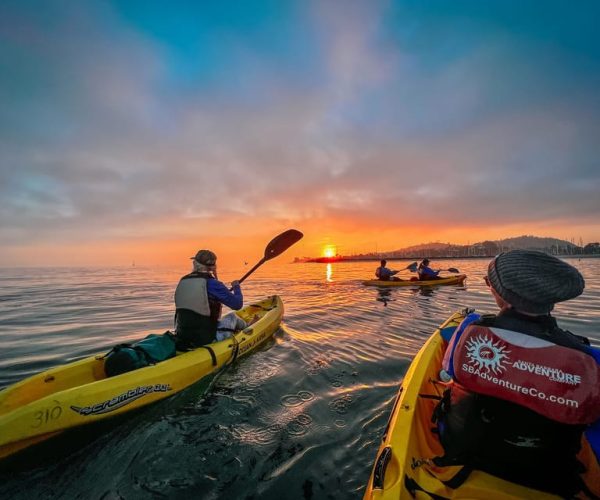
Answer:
xmin=452 ymin=324 xmax=600 ymax=425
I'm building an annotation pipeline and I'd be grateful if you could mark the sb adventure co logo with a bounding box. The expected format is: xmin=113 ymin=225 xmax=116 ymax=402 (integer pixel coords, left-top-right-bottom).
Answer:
xmin=464 ymin=334 xmax=511 ymax=375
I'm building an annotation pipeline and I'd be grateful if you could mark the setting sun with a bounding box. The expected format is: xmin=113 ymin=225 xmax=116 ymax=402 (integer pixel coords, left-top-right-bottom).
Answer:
xmin=322 ymin=245 xmax=337 ymax=258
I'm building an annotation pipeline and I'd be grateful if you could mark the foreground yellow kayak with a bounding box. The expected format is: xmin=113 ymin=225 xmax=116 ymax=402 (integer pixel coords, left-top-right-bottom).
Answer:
xmin=0 ymin=295 xmax=283 ymax=461
xmin=362 ymin=274 xmax=467 ymax=287
xmin=364 ymin=310 xmax=600 ymax=499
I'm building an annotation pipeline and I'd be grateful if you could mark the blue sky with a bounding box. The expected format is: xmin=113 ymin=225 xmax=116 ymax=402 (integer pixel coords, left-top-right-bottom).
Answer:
xmin=1 ymin=1 xmax=599 ymax=265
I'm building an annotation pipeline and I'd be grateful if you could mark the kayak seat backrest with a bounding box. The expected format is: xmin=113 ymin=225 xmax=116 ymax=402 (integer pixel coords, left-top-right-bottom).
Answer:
xmin=104 ymin=332 xmax=177 ymax=377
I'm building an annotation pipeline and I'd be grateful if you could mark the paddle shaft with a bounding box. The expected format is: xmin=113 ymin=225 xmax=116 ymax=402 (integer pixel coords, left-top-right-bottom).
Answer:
xmin=237 ymin=258 xmax=266 ymax=285
xmin=397 ymin=264 xmax=417 ymax=272
xmin=233 ymin=229 xmax=303 ymax=286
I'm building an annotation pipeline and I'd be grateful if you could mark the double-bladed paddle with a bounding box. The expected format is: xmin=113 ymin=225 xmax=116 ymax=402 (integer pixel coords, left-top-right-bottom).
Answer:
xmin=405 ymin=262 xmax=418 ymax=272
xmin=237 ymin=229 xmax=304 ymax=284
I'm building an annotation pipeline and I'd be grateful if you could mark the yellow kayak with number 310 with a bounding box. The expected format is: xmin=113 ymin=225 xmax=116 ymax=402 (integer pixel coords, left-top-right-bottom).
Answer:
xmin=0 ymin=295 xmax=283 ymax=461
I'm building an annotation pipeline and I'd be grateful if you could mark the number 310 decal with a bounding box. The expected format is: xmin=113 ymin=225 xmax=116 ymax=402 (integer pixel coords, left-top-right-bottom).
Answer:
xmin=32 ymin=406 xmax=62 ymax=428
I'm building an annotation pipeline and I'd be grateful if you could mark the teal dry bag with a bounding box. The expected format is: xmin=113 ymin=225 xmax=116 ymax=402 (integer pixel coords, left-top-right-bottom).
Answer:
xmin=104 ymin=332 xmax=177 ymax=377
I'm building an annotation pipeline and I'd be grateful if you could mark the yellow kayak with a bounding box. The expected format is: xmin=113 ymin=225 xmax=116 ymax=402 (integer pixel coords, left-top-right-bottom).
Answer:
xmin=0 ymin=295 xmax=283 ymax=461
xmin=362 ymin=274 xmax=467 ymax=287
xmin=364 ymin=310 xmax=600 ymax=499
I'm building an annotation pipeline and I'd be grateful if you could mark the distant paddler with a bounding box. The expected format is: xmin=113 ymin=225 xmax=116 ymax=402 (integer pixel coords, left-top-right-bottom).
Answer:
xmin=375 ymin=259 xmax=418 ymax=281
xmin=375 ymin=259 xmax=401 ymax=281
xmin=418 ymin=258 xmax=460 ymax=280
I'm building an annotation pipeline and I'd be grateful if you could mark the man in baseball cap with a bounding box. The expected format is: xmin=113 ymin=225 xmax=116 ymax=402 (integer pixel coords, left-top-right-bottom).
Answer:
xmin=191 ymin=249 xmax=217 ymax=267
xmin=174 ymin=249 xmax=243 ymax=348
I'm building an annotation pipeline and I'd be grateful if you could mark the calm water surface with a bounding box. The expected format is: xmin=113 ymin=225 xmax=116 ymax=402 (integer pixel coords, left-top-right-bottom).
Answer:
xmin=1 ymin=258 xmax=599 ymax=498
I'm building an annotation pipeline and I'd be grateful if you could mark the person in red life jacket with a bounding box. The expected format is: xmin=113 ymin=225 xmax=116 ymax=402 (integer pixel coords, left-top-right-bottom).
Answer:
xmin=174 ymin=249 xmax=245 ymax=348
xmin=417 ymin=258 xmax=442 ymax=280
xmin=434 ymin=250 xmax=600 ymax=498
xmin=375 ymin=259 xmax=400 ymax=281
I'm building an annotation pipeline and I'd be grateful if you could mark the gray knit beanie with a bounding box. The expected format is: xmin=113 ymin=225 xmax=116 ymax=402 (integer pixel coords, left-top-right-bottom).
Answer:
xmin=487 ymin=250 xmax=585 ymax=314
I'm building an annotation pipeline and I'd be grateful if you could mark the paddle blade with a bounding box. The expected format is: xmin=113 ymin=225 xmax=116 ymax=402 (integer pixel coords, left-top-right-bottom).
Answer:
xmin=264 ymin=229 xmax=304 ymax=261
xmin=237 ymin=229 xmax=303 ymax=285
xmin=447 ymin=267 xmax=459 ymax=273
xmin=406 ymin=262 xmax=418 ymax=272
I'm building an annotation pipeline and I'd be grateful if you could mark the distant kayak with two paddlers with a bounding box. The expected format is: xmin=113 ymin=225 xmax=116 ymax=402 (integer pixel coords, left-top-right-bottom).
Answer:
xmin=362 ymin=274 xmax=467 ymax=287
xmin=367 ymin=260 xmax=466 ymax=287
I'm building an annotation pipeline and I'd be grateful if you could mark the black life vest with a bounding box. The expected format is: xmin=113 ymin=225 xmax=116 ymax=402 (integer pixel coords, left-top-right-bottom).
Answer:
xmin=174 ymin=272 xmax=222 ymax=347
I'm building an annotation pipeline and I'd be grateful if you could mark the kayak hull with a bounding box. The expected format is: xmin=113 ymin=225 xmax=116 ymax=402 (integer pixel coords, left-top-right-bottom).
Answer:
xmin=362 ymin=274 xmax=467 ymax=287
xmin=363 ymin=310 xmax=600 ymax=499
xmin=0 ymin=295 xmax=283 ymax=460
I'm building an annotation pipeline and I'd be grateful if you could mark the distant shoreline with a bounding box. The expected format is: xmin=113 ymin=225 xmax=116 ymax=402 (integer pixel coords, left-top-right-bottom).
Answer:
xmin=296 ymin=254 xmax=600 ymax=263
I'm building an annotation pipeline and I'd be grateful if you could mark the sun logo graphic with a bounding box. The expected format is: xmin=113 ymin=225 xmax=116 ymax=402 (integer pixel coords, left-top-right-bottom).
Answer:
xmin=465 ymin=334 xmax=511 ymax=374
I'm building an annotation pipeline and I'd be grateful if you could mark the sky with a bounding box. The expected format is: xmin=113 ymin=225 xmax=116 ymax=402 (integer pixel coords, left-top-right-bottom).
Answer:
xmin=1 ymin=0 xmax=599 ymax=267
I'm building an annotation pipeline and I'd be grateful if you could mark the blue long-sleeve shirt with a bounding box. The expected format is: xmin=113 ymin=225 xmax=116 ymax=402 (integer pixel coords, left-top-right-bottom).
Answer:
xmin=419 ymin=265 xmax=440 ymax=279
xmin=376 ymin=266 xmax=398 ymax=280
xmin=207 ymin=279 xmax=243 ymax=310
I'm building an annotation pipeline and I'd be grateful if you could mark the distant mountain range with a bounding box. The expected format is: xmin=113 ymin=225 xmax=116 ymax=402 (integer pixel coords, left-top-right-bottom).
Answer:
xmin=294 ymin=235 xmax=599 ymax=263
xmin=489 ymin=235 xmax=579 ymax=249
xmin=396 ymin=235 xmax=578 ymax=254
xmin=294 ymin=235 xmax=599 ymax=262
xmin=381 ymin=235 xmax=597 ymax=258
xmin=377 ymin=235 xmax=599 ymax=259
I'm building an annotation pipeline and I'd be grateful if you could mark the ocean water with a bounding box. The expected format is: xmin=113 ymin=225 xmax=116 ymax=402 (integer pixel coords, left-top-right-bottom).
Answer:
xmin=1 ymin=257 xmax=599 ymax=498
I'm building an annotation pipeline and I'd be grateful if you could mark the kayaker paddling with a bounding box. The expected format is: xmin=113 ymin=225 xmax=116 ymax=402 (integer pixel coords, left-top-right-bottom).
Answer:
xmin=174 ymin=231 xmax=304 ymax=347
xmin=0 ymin=230 xmax=303 ymax=463
xmin=375 ymin=259 xmax=401 ymax=281
xmin=417 ymin=258 xmax=442 ymax=280
xmin=435 ymin=250 xmax=600 ymax=497
xmin=174 ymin=249 xmax=247 ymax=348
